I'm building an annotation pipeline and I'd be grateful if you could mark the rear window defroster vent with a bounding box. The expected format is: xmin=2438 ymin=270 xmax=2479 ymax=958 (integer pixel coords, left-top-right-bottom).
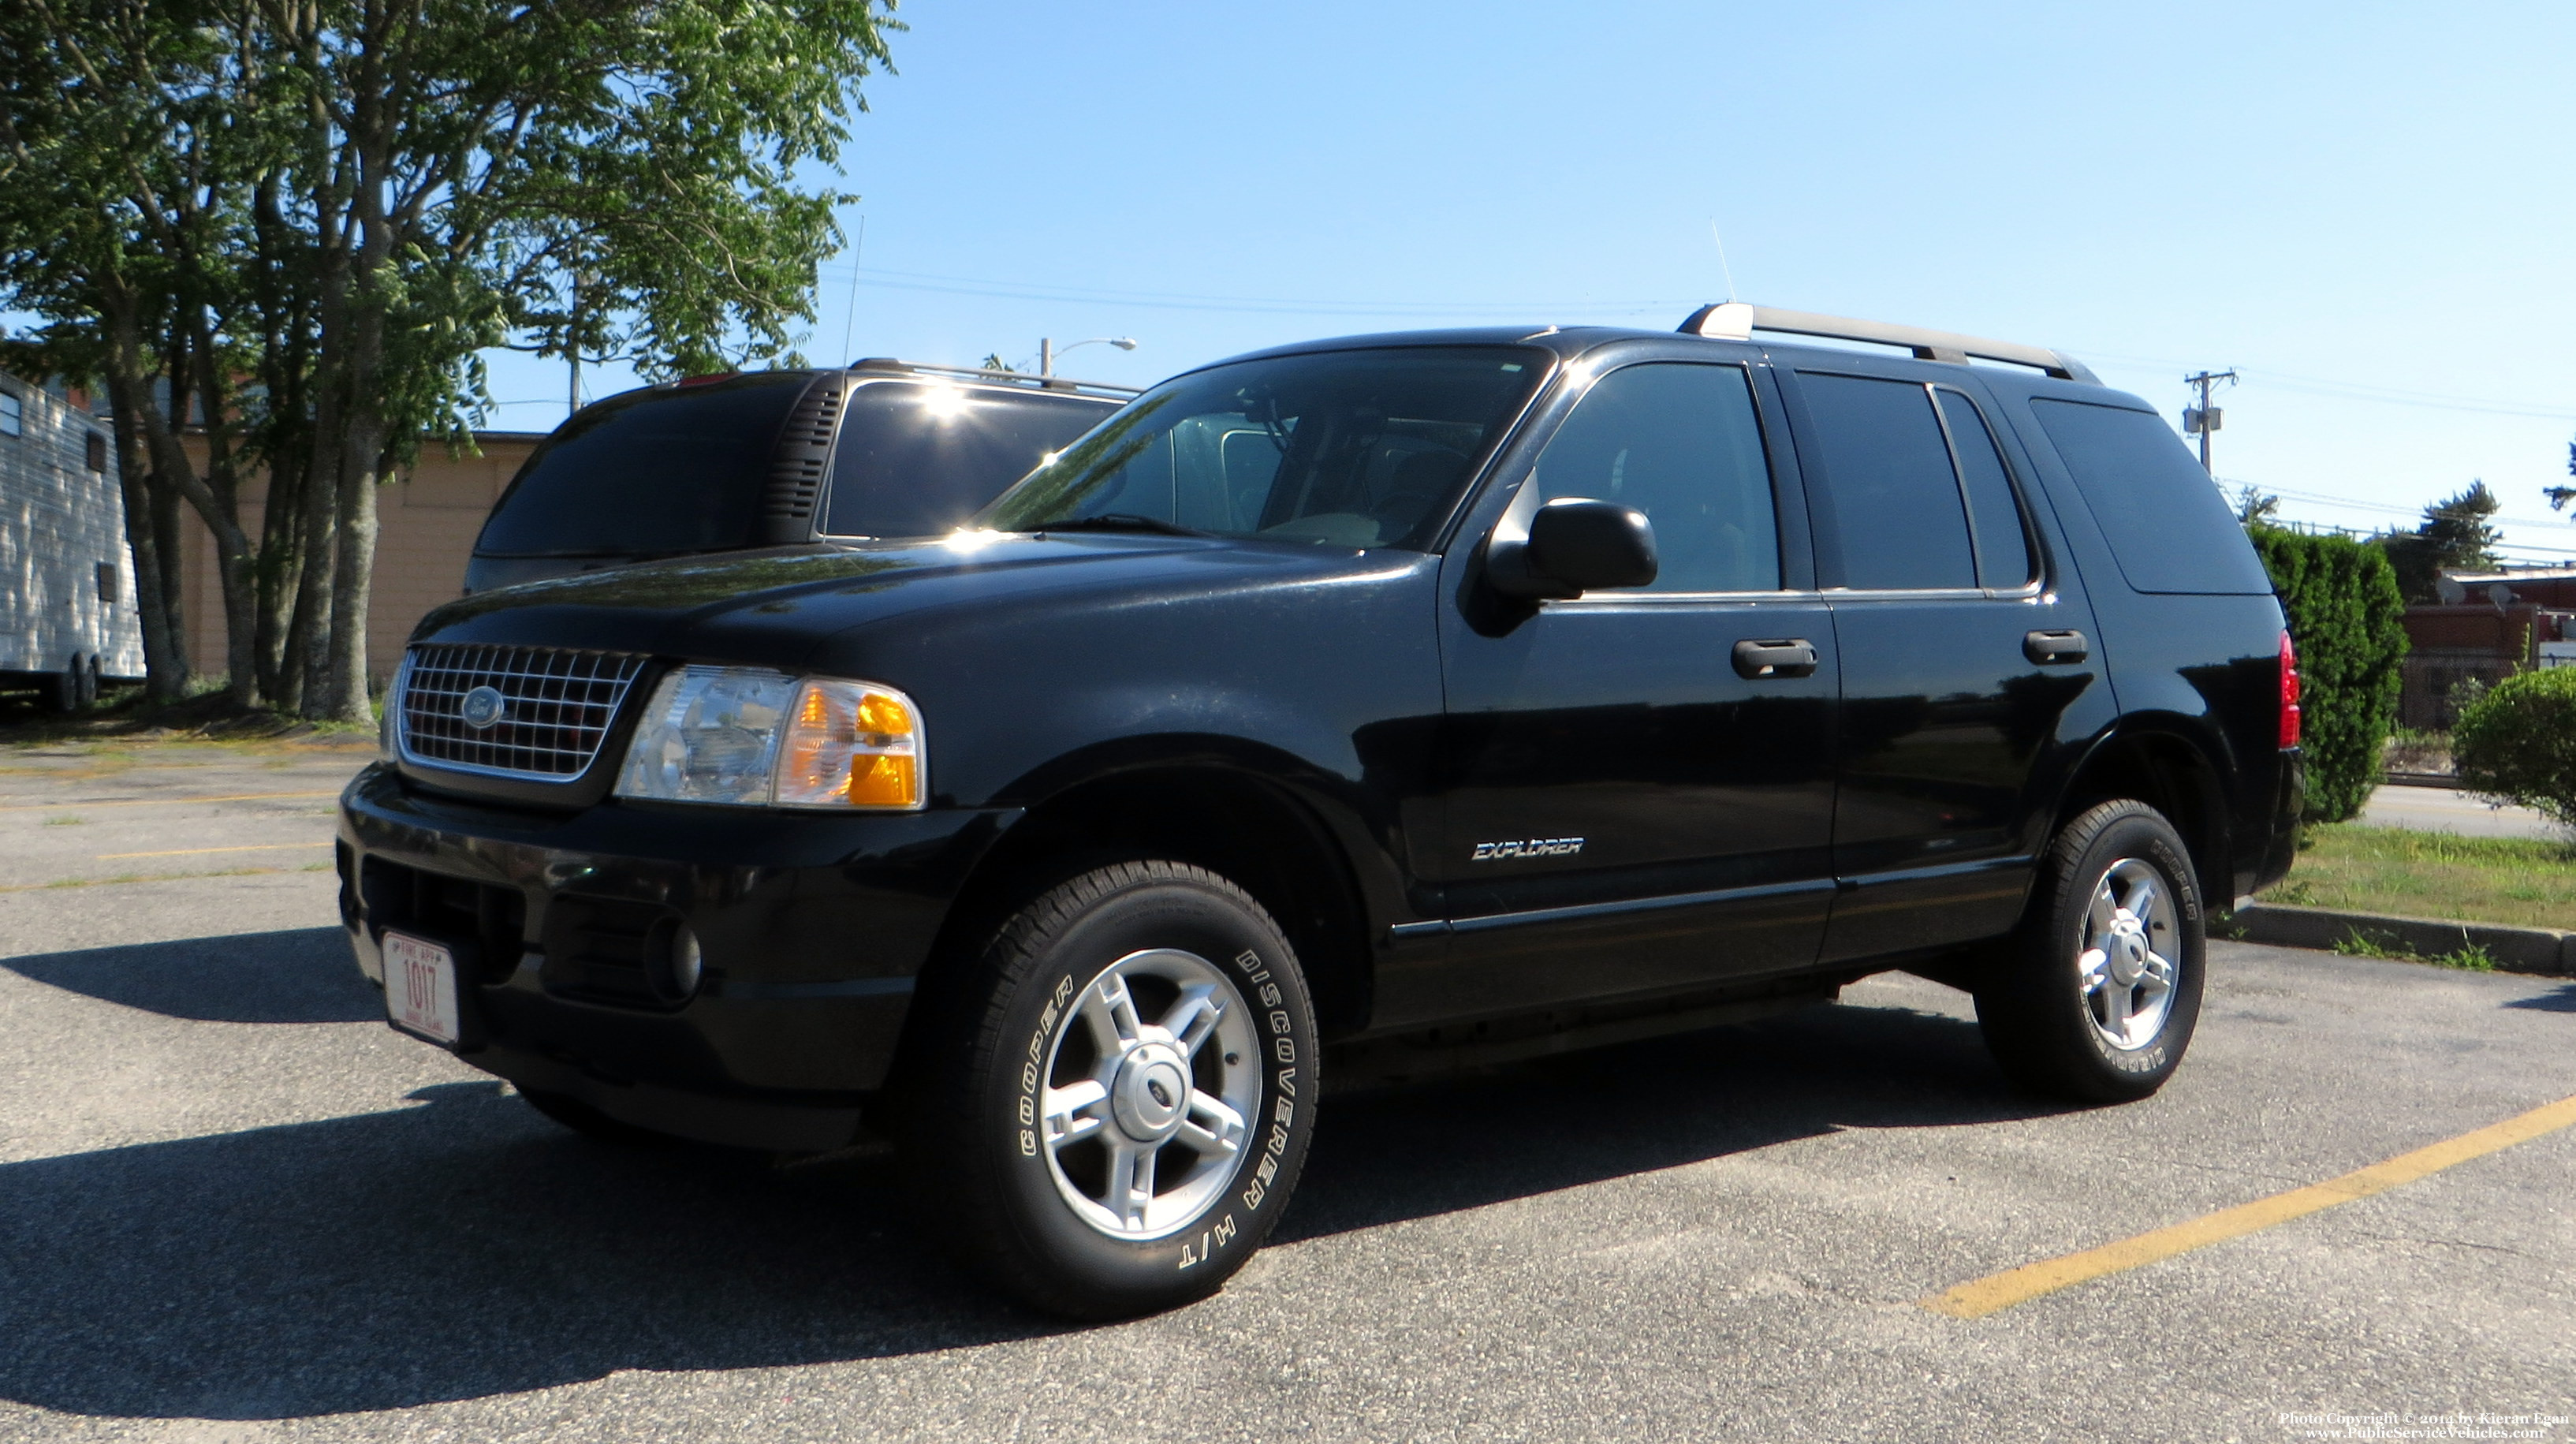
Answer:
xmin=759 ymin=379 xmax=843 ymax=541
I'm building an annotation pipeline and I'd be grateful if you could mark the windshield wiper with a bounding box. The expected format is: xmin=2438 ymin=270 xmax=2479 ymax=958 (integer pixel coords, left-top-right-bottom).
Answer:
xmin=1031 ymin=513 xmax=1213 ymax=538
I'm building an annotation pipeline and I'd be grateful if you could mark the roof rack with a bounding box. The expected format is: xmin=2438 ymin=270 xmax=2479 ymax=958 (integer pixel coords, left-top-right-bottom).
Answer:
xmin=846 ymin=357 xmax=1143 ymax=400
xmin=1676 ymin=303 xmax=2099 ymax=385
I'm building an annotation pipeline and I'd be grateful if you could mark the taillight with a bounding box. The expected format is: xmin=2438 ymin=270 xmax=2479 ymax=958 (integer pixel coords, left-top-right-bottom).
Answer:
xmin=2278 ymin=631 xmax=2302 ymax=748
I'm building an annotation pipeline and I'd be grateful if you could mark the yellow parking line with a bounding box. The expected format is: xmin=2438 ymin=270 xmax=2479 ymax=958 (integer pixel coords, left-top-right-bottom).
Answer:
xmin=0 ymin=789 xmax=339 ymax=813
xmin=1921 ymin=1091 xmax=2576 ymax=1319
xmin=95 ymin=841 xmax=332 ymax=860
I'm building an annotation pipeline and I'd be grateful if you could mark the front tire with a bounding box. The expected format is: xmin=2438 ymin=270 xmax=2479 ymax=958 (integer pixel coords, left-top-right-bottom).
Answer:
xmin=900 ymin=860 xmax=1320 ymax=1319
xmin=1976 ymin=800 xmax=2205 ymax=1103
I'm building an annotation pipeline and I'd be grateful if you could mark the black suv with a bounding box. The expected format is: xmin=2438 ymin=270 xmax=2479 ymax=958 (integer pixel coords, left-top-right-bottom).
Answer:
xmin=340 ymin=304 xmax=2302 ymax=1318
xmin=463 ymin=360 xmax=1132 ymax=592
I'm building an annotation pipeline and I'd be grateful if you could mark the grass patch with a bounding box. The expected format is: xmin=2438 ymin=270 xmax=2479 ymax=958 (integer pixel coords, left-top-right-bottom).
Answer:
xmin=2327 ymin=927 xmax=2499 ymax=970
xmin=2265 ymin=823 xmax=2576 ymax=931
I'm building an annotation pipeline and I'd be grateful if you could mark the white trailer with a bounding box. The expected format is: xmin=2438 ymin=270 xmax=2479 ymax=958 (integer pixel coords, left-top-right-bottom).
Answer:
xmin=0 ymin=375 xmax=144 ymax=710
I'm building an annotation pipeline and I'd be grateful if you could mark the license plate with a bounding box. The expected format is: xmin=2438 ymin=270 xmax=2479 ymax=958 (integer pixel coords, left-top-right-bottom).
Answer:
xmin=384 ymin=931 xmax=462 ymax=1047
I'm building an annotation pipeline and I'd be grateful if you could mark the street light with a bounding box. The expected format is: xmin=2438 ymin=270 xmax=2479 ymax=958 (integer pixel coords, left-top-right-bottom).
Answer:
xmin=1039 ymin=336 xmax=1137 ymax=376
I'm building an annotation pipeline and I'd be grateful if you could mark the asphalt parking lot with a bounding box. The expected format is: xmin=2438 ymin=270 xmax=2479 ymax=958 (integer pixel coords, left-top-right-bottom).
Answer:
xmin=2 ymin=743 xmax=2571 ymax=1442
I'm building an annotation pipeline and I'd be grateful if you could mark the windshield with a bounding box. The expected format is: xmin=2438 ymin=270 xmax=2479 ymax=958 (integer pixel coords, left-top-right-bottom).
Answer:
xmin=978 ymin=346 xmax=1549 ymax=549
xmin=475 ymin=372 xmax=811 ymax=558
xmin=822 ymin=381 xmax=1116 ymax=538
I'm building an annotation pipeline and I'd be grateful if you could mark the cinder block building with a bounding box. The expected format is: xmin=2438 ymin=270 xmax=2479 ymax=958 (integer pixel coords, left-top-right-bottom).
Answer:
xmin=173 ymin=431 xmax=544 ymax=685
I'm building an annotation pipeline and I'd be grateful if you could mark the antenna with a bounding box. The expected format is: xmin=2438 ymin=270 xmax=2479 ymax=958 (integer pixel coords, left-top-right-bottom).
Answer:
xmin=839 ymin=215 xmax=867 ymax=364
xmin=1708 ymin=219 xmax=1739 ymax=304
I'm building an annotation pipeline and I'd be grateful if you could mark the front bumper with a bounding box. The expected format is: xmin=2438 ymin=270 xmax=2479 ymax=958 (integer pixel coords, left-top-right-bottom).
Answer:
xmin=337 ymin=763 xmax=1014 ymax=1149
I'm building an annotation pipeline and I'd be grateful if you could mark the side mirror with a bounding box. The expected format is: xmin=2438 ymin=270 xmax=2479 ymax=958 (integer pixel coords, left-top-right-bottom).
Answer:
xmin=1487 ymin=497 xmax=1658 ymax=599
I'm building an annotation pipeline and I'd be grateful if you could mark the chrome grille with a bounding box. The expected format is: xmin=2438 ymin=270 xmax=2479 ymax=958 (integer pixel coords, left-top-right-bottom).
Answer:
xmin=397 ymin=645 xmax=648 ymax=780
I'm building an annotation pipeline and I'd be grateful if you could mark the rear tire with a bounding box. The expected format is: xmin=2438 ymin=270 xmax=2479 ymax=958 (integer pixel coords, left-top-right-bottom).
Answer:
xmin=1975 ymin=800 xmax=2205 ymax=1103
xmin=898 ymin=860 xmax=1319 ymax=1319
xmin=47 ymin=655 xmax=81 ymax=715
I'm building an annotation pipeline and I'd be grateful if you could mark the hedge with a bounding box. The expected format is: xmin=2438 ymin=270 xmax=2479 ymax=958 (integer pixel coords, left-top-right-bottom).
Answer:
xmin=2247 ymin=528 xmax=2408 ymax=823
xmin=2452 ymin=667 xmax=2576 ymax=828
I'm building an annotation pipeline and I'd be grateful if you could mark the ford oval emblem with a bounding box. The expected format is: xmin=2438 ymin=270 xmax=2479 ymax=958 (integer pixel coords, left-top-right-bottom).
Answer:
xmin=459 ymin=685 xmax=506 ymax=730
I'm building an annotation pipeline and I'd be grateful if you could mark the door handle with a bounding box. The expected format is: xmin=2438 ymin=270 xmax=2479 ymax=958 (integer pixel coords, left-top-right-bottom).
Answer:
xmin=2024 ymin=629 xmax=2090 ymax=665
xmin=1732 ymin=638 xmax=1820 ymax=680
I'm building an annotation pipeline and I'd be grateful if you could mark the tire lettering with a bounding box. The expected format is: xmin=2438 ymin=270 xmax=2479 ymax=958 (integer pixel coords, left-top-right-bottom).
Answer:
xmin=1273 ymin=1036 xmax=1295 ymax=1063
xmin=1268 ymin=1009 xmax=1290 ymax=1035
xmin=1276 ymin=1067 xmax=1297 ymax=1097
xmin=1213 ymin=1214 xmax=1237 ymax=1248
xmin=1258 ymin=983 xmax=1282 ymax=1009
xmin=1018 ymin=1095 xmax=1033 ymax=1126
xmin=1273 ymin=1098 xmax=1294 ymax=1129
xmin=1018 ymin=1129 xmax=1035 ymax=1156
xmin=1020 ymin=1062 xmax=1038 ymax=1093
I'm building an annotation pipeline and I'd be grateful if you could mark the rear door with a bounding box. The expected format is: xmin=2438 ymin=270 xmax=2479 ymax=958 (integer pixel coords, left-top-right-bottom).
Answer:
xmin=1777 ymin=362 xmax=2107 ymax=965
xmin=1412 ymin=356 xmax=1842 ymax=1022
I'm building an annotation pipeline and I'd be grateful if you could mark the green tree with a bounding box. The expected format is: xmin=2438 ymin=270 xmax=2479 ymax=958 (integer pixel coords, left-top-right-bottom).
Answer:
xmin=2233 ymin=483 xmax=2280 ymax=527
xmin=2378 ymin=480 xmax=2501 ymax=604
xmin=0 ymin=0 xmax=897 ymax=718
xmin=2454 ymin=668 xmax=2576 ymax=830
xmin=2248 ymin=526 xmax=2409 ymax=823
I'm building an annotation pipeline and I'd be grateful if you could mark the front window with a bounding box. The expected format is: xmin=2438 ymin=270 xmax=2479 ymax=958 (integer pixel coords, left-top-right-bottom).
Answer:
xmin=979 ymin=346 xmax=1549 ymax=550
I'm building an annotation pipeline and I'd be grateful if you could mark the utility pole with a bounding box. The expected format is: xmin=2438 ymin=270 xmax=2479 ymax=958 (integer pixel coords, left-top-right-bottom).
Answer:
xmin=2183 ymin=368 xmax=2237 ymax=473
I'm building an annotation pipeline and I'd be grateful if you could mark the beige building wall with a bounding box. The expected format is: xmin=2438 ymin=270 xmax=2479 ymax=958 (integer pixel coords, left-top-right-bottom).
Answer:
xmin=175 ymin=433 xmax=542 ymax=684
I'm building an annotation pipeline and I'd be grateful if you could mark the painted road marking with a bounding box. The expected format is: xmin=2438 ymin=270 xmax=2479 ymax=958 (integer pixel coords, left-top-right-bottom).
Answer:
xmin=1921 ymin=1091 xmax=2576 ymax=1319
xmin=0 ymin=790 xmax=339 ymax=813
xmin=95 ymin=841 xmax=332 ymax=860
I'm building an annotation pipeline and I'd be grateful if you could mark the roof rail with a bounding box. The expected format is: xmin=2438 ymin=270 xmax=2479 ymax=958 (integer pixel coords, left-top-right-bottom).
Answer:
xmin=1676 ymin=303 xmax=2099 ymax=385
xmin=846 ymin=357 xmax=1143 ymax=400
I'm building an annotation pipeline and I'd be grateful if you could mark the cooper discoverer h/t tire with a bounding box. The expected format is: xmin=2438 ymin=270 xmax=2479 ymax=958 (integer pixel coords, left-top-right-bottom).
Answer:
xmin=899 ymin=860 xmax=1319 ymax=1319
xmin=1975 ymin=799 xmax=2205 ymax=1104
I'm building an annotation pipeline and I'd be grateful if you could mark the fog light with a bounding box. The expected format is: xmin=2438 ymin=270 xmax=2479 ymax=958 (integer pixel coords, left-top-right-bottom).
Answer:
xmin=653 ymin=923 xmax=703 ymax=1003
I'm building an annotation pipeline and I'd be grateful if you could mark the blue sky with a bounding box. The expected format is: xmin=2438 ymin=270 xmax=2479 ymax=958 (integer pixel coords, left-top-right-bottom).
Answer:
xmin=487 ymin=2 xmax=2576 ymax=562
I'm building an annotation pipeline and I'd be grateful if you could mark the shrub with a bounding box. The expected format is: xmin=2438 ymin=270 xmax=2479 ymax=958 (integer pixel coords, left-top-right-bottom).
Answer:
xmin=2451 ymin=666 xmax=2576 ymax=829
xmin=2247 ymin=528 xmax=2408 ymax=822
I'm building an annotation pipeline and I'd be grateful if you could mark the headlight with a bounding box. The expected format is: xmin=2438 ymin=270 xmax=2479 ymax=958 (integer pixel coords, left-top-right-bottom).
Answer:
xmin=613 ymin=666 xmax=924 ymax=810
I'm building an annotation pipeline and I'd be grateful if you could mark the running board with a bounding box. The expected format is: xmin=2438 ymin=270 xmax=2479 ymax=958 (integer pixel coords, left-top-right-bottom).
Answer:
xmin=1325 ymin=979 xmax=1843 ymax=1090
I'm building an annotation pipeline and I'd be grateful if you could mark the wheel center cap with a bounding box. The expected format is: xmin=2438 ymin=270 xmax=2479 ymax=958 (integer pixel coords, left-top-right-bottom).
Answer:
xmin=1112 ymin=1043 xmax=1191 ymax=1143
xmin=2107 ymin=913 xmax=2149 ymax=986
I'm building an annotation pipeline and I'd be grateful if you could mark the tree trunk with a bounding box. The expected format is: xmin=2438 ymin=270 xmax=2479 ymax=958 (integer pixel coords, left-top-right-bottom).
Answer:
xmin=315 ymin=431 xmax=384 ymax=724
xmin=99 ymin=289 xmax=258 ymax=709
xmin=101 ymin=370 xmax=188 ymax=701
xmin=252 ymin=445 xmax=308 ymax=707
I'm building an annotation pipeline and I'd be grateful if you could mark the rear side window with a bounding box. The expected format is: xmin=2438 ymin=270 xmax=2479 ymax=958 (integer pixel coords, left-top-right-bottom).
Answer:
xmin=1796 ymin=373 xmax=1976 ymax=590
xmin=823 ymin=383 xmax=1115 ymax=538
xmin=475 ymin=373 xmax=810 ymax=558
xmin=2030 ymin=400 xmax=2272 ymax=595
xmin=1935 ymin=391 xmax=2035 ymax=588
xmin=1532 ymin=362 xmax=1779 ymax=592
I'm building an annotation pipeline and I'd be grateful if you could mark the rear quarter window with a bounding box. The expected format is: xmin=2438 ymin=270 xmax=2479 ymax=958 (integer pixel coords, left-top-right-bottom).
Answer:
xmin=475 ymin=373 xmax=811 ymax=558
xmin=2028 ymin=399 xmax=2272 ymax=595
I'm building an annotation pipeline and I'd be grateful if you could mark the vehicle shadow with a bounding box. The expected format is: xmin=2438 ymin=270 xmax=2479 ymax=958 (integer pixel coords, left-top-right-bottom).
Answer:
xmin=1284 ymin=995 xmax=2048 ymax=1241
xmin=2502 ymin=981 xmax=2576 ymax=1013
xmin=0 ymin=984 xmax=2048 ymax=1420
xmin=2 ymin=927 xmax=378 ymax=1024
